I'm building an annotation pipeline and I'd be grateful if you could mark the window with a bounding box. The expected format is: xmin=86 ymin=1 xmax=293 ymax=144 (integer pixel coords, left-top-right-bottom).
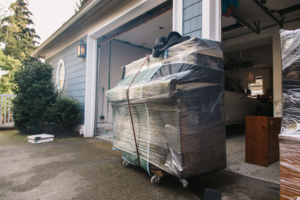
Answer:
xmin=57 ymin=59 xmax=65 ymax=90
xmin=249 ymin=76 xmax=263 ymax=96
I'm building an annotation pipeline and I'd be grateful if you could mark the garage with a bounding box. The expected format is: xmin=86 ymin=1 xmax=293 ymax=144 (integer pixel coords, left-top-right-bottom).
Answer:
xmin=94 ymin=1 xmax=173 ymax=140
xmin=220 ymin=0 xmax=300 ymax=185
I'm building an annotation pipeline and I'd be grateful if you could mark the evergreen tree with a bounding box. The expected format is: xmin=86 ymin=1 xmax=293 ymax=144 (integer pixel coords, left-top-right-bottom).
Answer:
xmin=0 ymin=49 xmax=21 ymax=94
xmin=12 ymin=60 xmax=59 ymax=133
xmin=12 ymin=60 xmax=82 ymax=134
xmin=0 ymin=0 xmax=40 ymax=61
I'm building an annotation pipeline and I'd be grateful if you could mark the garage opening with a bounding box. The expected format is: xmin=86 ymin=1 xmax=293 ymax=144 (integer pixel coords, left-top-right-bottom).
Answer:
xmin=223 ymin=41 xmax=278 ymax=184
xmin=93 ymin=0 xmax=300 ymax=186
xmin=221 ymin=0 xmax=300 ymax=185
xmin=94 ymin=1 xmax=173 ymax=141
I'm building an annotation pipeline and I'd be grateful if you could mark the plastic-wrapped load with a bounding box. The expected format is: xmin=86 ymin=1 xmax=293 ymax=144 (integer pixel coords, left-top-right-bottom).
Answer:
xmin=107 ymin=37 xmax=226 ymax=185
xmin=279 ymin=28 xmax=300 ymax=199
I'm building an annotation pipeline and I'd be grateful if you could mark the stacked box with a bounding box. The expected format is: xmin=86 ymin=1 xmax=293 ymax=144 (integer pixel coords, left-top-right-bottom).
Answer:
xmin=107 ymin=38 xmax=226 ymax=179
xmin=280 ymin=28 xmax=300 ymax=199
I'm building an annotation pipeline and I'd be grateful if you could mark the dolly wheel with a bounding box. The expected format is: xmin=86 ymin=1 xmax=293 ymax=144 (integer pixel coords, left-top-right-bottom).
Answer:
xmin=151 ymin=175 xmax=161 ymax=186
xmin=122 ymin=160 xmax=131 ymax=168
xmin=180 ymin=179 xmax=188 ymax=188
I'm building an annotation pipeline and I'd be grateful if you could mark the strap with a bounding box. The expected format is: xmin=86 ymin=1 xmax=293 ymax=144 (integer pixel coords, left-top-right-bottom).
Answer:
xmin=126 ymin=54 xmax=151 ymax=166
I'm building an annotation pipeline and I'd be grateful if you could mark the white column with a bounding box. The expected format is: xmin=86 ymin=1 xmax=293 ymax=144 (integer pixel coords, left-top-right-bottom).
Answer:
xmin=84 ymin=36 xmax=98 ymax=137
xmin=202 ymin=0 xmax=221 ymax=41
xmin=172 ymin=0 xmax=183 ymax=35
xmin=272 ymin=26 xmax=282 ymax=117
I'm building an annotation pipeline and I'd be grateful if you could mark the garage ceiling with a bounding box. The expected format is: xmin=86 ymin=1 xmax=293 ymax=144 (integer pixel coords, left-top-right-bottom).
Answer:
xmin=115 ymin=11 xmax=172 ymax=49
xmin=222 ymin=0 xmax=300 ymax=40
xmin=114 ymin=0 xmax=300 ymax=49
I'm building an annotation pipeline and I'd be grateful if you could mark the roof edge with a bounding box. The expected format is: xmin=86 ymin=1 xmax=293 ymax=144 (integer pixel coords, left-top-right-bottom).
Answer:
xmin=31 ymin=0 xmax=101 ymax=58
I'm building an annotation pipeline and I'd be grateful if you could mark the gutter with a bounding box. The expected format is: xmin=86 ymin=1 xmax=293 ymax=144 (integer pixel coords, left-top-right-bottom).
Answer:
xmin=31 ymin=0 xmax=101 ymax=58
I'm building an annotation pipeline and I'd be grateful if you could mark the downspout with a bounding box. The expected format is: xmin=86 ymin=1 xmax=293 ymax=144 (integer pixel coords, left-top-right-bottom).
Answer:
xmin=94 ymin=45 xmax=101 ymax=136
xmin=97 ymin=40 xmax=112 ymax=124
xmin=107 ymin=40 xmax=111 ymax=112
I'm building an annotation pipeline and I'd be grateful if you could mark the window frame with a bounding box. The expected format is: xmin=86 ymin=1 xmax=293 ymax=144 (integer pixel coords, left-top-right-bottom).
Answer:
xmin=56 ymin=59 xmax=66 ymax=90
xmin=249 ymin=75 xmax=263 ymax=96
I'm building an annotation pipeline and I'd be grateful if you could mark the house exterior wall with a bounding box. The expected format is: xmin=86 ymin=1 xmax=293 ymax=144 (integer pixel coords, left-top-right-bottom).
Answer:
xmin=182 ymin=0 xmax=202 ymax=38
xmin=46 ymin=36 xmax=87 ymax=124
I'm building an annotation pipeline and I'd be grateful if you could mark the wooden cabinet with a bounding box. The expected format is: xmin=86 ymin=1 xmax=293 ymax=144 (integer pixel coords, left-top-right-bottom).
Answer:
xmin=245 ymin=116 xmax=282 ymax=167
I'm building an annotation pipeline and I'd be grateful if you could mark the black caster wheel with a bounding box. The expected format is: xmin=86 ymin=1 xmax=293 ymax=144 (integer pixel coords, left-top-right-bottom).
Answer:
xmin=180 ymin=179 xmax=188 ymax=187
xmin=122 ymin=160 xmax=131 ymax=168
xmin=151 ymin=175 xmax=161 ymax=186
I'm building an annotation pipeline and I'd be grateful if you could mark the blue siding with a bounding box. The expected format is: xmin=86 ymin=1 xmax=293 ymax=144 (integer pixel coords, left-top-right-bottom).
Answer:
xmin=46 ymin=36 xmax=87 ymax=124
xmin=183 ymin=0 xmax=202 ymax=38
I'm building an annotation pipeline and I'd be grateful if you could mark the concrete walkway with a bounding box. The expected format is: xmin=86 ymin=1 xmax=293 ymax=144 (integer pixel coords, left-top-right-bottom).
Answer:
xmin=0 ymin=130 xmax=280 ymax=200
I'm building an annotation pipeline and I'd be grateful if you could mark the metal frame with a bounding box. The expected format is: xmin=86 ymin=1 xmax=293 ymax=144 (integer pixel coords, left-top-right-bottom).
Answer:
xmin=252 ymin=0 xmax=283 ymax=28
xmin=231 ymin=13 xmax=260 ymax=34
xmin=222 ymin=23 xmax=244 ymax=34
xmin=277 ymin=4 xmax=300 ymax=16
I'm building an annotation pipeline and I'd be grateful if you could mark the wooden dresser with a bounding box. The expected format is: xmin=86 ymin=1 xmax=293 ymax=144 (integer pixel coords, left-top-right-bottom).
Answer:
xmin=245 ymin=116 xmax=282 ymax=167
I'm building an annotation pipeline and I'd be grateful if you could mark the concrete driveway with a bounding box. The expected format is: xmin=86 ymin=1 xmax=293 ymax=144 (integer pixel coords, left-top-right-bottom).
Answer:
xmin=0 ymin=130 xmax=280 ymax=200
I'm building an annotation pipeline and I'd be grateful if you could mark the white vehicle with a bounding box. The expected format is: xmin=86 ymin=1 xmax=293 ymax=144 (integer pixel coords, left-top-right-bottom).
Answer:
xmin=225 ymin=76 xmax=262 ymax=125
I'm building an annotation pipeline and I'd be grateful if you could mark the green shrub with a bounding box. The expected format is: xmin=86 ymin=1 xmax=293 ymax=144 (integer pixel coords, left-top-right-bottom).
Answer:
xmin=47 ymin=97 xmax=82 ymax=130
xmin=12 ymin=59 xmax=58 ymax=133
xmin=12 ymin=59 xmax=82 ymax=134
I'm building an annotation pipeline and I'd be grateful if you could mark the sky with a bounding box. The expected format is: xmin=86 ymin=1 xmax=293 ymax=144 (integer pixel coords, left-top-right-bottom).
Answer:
xmin=1 ymin=0 xmax=80 ymax=44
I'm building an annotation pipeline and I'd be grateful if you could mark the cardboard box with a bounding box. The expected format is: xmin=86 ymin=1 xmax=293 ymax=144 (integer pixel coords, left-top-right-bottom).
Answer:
xmin=27 ymin=134 xmax=54 ymax=144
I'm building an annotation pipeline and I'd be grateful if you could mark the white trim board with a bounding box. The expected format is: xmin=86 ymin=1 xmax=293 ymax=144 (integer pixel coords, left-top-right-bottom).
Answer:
xmin=84 ymin=37 xmax=98 ymax=137
xmin=202 ymin=0 xmax=222 ymax=41
xmin=172 ymin=0 xmax=183 ymax=35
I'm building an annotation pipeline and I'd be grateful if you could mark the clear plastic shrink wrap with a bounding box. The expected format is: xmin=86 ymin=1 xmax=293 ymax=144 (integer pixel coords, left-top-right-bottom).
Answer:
xmin=279 ymin=29 xmax=300 ymax=200
xmin=107 ymin=38 xmax=226 ymax=179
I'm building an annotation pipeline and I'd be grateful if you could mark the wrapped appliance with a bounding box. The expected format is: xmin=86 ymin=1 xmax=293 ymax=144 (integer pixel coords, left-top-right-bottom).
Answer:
xmin=107 ymin=37 xmax=226 ymax=187
xmin=279 ymin=28 xmax=300 ymax=199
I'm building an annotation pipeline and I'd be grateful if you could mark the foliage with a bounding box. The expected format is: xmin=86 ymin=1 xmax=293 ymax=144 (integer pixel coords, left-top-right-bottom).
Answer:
xmin=12 ymin=59 xmax=82 ymax=134
xmin=0 ymin=49 xmax=21 ymax=94
xmin=47 ymin=97 xmax=82 ymax=130
xmin=12 ymin=59 xmax=58 ymax=133
xmin=0 ymin=0 xmax=40 ymax=61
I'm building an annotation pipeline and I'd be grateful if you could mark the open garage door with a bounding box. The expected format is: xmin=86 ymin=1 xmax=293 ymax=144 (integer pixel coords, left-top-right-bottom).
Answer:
xmin=94 ymin=2 xmax=173 ymax=140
